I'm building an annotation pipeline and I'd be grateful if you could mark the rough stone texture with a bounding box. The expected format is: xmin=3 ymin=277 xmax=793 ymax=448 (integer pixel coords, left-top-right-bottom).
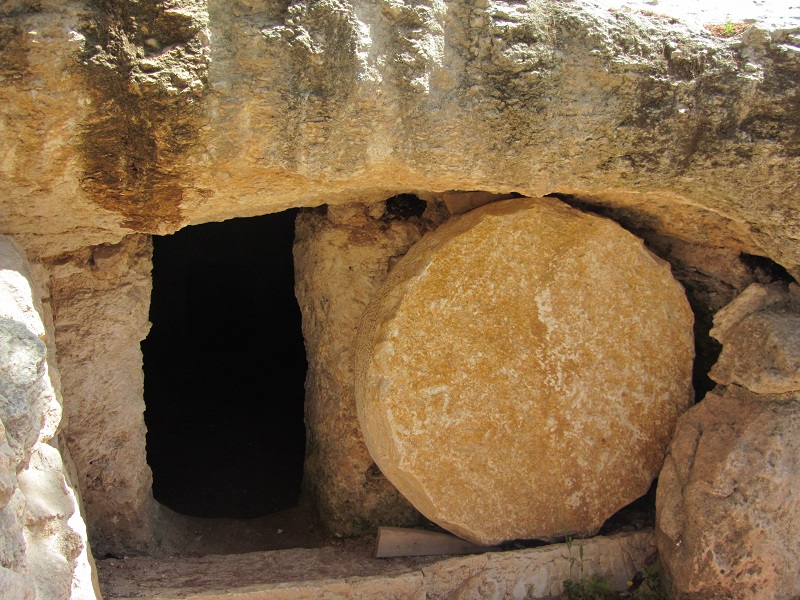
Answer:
xmin=293 ymin=203 xmax=429 ymax=536
xmin=18 ymin=443 xmax=96 ymax=599
xmin=0 ymin=319 xmax=49 ymax=472
xmin=552 ymin=190 xmax=772 ymax=317
xmin=0 ymin=0 xmax=797 ymax=585
xmin=47 ymin=235 xmax=156 ymax=556
xmin=0 ymin=0 xmax=798 ymax=283
xmin=709 ymin=282 xmax=800 ymax=394
xmin=442 ymin=191 xmax=519 ymax=215
xmin=657 ymin=388 xmax=800 ymax=599
xmin=422 ymin=530 xmax=656 ymax=600
xmin=555 ymin=190 xmax=788 ymax=399
xmin=96 ymin=530 xmax=655 ymax=599
xmin=0 ymin=236 xmax=99 ymax=599
xmin=355 ymin=197 xmax=695 ymax=545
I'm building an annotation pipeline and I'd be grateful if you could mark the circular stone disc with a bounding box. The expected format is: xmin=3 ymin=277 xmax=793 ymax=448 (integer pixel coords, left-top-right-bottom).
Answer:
xmin=354 ymin=197 xmax=694 ymax=545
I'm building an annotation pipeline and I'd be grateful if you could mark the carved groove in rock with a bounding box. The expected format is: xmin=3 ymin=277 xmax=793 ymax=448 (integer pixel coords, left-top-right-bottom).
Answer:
xmin=355 ymin=197 xmax=695 ymax=545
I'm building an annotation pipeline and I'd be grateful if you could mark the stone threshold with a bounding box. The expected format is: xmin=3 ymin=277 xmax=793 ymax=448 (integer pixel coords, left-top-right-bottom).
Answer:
xmin=97 ymin=529 xmax=655 ymax=599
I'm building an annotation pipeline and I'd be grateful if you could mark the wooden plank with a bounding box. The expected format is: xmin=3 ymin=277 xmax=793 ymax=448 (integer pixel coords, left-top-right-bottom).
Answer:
xmin=375 ymin=527 xmax=501 ymax=558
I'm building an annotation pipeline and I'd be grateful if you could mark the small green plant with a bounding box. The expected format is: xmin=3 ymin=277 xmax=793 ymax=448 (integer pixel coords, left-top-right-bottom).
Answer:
xmin=723 ymin=20 xmax=736 ymax=37
xmin=703 ymin=19 xmax=752 ymax=38
xmin=630 ymin=560 xmax=666 ymax=600
xmin=562 ymin=536 xmax=614 ymax=600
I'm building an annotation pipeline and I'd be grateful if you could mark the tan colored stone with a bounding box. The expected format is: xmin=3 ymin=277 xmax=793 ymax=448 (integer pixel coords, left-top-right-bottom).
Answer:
xmin=293 ymin=204 xmax=426 ymax=535
xmin=423 ymin=530 xmax=656 ymax=600
xmin=0 ymin=1 xmax=799 ymax=284
xmin=95 ymin=530 xmax=654 ymax=599
xmin=441 ymin=191 xmax=518 ymax=215
xmin=657 ymin=388 xmax=800 ymax=599
xmin=355 ymin=197 xmax=695 ymax=545
xmin=47 ymin=235 xmax=156 ymax=556
xmin=709 ymin=282 xmax=800 ymax=394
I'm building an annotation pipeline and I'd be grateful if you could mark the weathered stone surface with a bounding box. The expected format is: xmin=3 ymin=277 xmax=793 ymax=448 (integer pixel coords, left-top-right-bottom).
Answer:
xmin=0 ymin=235 xmax=99 ymax=598
xmin=47 ymin=234 xmax=155 ymax=556
xmin=709 ymin=282 xmax=800 ymax=394
xmin=293 ymin=203 xmax=427 ymax=536
xmin=96 ymin=530 xmax=654 ymax=599
xmin=0 ymin=0 xmax=797 ymax=587
xmin=0 ymin=565 xmax=36 ymax=600
xmin=0 ymin=320 xmax=49 ymax=471
xmin=0 ymin=236 xmax=65 ymax=444
xmin=0 ymin=238 xmax=49 ymax=341
xmin=657 ymin=388 xmax=800 ymax=599
xmin=0 ymin=420 xmax=17 ymax=508
xmin=19 ymin=444 xmax=89 ymax=599
xmin=423 ymin=530 xmax=656 ymax=600
xmin=355 ymin=197 xmax=695 ymax=545
xmin=0 ymin=489 xmax=27 ymax=571
xmin=0 ymin=1 xmax=798 ymax=284
xmin=441 ymin=191 xmax=518 ymax=215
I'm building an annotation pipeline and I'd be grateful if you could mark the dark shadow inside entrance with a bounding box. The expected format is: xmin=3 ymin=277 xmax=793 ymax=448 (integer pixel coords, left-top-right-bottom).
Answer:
xmin=142 ymin=210 xmax=307 ymax=519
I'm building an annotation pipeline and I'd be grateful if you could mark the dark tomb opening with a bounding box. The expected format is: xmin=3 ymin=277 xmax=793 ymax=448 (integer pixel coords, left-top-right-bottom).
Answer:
xmin=142 ymin=210 xmax=307 ymax=519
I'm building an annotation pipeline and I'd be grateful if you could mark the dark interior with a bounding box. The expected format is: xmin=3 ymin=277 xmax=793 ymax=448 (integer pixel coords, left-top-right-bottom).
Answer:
xmin=142 ymin=210 xmax=307 ymax=519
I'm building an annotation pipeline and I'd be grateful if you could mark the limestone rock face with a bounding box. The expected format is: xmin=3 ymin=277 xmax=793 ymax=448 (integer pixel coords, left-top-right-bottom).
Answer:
xmin=47 ymin=235 xmax=155 ymax=556
xmin=293 ymin=203 xmax=428 ymax=535
xmin=709 ymin=282 xmax=800 ymax=394
xmin=355 ymin=197 xmax=695 ymax=545
xmin=0 ymin=320 xmax=48 ymax=471
xmin=0 ymin=1 xmax=799 ymax=285
xmin=0 ymin=236 xmax=98 ymax=599
xmin=657 ymin=388 xmax=800 ymax=599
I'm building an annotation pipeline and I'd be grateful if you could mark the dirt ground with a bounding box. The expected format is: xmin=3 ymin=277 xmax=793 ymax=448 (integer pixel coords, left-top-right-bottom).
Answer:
xmin=147 ymin=505 xmax=329 ymax=558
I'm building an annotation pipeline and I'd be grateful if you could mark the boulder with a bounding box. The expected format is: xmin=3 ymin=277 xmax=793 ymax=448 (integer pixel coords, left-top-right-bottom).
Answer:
xmin=709 ymin=282 xmax=800 ymax=394
xmin=355 ymin=197 xmax=695 ymax=545
xmin=657 ymin=388 xmax=800 ymax=599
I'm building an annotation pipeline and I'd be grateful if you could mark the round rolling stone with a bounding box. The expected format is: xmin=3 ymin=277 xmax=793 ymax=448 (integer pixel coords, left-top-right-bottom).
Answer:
xmin=354 ymin=197 xmax=694 ymax=545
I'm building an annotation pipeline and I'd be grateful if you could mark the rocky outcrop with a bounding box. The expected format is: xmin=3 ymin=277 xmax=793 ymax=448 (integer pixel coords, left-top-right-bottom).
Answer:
xmin=355 ymin=197 xmax=695 ymax=545
xmin=0 ymin=236 xmax=98 ymax=599
xmin=657 ymin=388 xmax=800 ymax=599
xmin=293 ymin=202 xmax=433 ymax=536
xmin=658 ymin=282 xmax=800 ymax=599
xmin=0 ymin=0 xmax=798 ymax=593
xmin=47 ymin=235 xmax=155 ymax=556
xmin=0 ymin=0 xmax=798 ymax=283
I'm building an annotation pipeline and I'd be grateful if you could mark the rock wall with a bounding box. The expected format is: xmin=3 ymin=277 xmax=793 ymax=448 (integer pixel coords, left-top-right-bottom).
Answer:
xmin=0 ymin=236 xmax=98 ymax=599
xmin=46 ymin=235 xmax=155 ymax=557
xmin=293 ymin=201 xmax=436 ymax=535
xmin=0 ymin=0 xmax=798 ymax=281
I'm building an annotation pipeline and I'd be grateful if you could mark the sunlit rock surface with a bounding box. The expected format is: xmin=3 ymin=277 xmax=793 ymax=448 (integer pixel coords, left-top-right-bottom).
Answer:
xmin=356 ymin=197 xmax=694 ymax=544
